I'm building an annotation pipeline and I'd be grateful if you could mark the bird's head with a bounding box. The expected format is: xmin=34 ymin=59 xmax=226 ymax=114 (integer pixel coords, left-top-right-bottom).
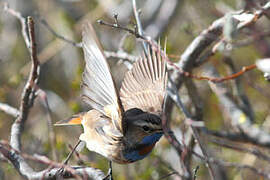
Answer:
xmin=123 ymin=108 xmax=163 ymax=146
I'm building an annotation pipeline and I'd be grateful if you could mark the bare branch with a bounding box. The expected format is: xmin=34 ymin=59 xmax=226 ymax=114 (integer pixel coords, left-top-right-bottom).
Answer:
xmin=165 ymin=2 xmax=270 ymax=144
xmin=97 ymin=19 xmax=148 ymax=40
xmin=222 ymin=57 xmax=255 ymax=121
xmin=4 ymin=3 xmax=30 ymax=47
xmin=161 ymin=112 xmax=191 ymax=179
xmin=204 ymin=65 xmax=270 ymax=148
xmin=0 ymin=141 xmax=105 ymax=180
xmin=210 ymin=138 xmax=270 ymax=163
xmin=159 ymin=172 xmax=179 ymax=180
xmin=208 ymin=158 xmax=270 ymax=179
xmin=10 ymin=16 xmax=40 ymax=151
xmin=37 ymin=16 xmax=82 ymax=48
xmin=2 ymin=9 xmax=105 ymax=179
xmin=0 ymin=102 xmax=20 ymax=117
xmin=169 ymin=1 xmax=270 ymax=88
xmin=98 ymin=14 xmax=257 ymax=83
xmin=167 ymin=78 xmax=216 ymax=180
xmin=132 ymin=0 xmax=148 ymax=53
xmin=37 ymin=89 xmax=57 ymax=161
xmin=186 ymin=141 xmax=270 ymax=179
xmin=36 ymin=16 xmax=139 ymax=64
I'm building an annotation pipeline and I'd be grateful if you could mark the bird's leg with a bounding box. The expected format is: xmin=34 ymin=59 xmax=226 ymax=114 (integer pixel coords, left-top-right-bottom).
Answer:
xmin=108 ymin=161 xmax=113 ymax=179
xmin=57 ymin=140 xmax=82 ymax=176
xmin=63 ymin=140 xmax=82 ymax=165
xmin=103 ymin=161 xmax=113 ymax=180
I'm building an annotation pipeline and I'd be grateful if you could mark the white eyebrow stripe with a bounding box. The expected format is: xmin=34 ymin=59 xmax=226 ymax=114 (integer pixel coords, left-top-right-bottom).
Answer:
xmin=133 ymin=120 xmax=161 ymax=130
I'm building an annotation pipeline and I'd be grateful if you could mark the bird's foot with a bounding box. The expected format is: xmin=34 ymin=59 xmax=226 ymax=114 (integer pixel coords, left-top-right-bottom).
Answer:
xmin=56 ymin=140 xmax=82 ymax=177
xmin=103 ymin=161 xmax=113 ymax=180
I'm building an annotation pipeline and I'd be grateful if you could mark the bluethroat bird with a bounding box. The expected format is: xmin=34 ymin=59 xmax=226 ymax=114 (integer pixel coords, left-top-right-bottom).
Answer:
xmin=56 ymin=22 xmax=168 ymax=164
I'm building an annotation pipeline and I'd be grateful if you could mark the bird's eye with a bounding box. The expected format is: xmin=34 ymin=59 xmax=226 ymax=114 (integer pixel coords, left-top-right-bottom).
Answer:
xmin=142 ymin=126 xmax=150 ymax=132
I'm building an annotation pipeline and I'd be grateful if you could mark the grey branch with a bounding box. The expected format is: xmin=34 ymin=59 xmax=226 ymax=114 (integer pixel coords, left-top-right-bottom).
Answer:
xmin=4 ymin=3 xmax=30 ymax=47
xmin=204 ymin=64 xmax=270 ymax=148
xmin=0 ymin=102 xmax=20 ymax=117
xmin=3 ymin=6 xmax=105 ymax=179
xmin=167 ymin=78 xmax=216 ymax=180
xmin=10 ymin=16 xmax=40 ymax=151
xmin=132 ymin=0 xmax=148 ymax=53
xmin=0 ymin=141 xmax=105 ymax=180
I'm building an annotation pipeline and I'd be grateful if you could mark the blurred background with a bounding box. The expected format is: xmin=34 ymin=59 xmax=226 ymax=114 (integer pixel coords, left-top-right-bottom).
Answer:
xmin=0 ymin=0 xmax=270 ymax=179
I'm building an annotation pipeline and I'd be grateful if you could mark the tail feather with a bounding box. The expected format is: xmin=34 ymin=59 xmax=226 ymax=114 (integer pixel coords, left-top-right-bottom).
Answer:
xmin=54 ymin=112 xmax=85 ymax=126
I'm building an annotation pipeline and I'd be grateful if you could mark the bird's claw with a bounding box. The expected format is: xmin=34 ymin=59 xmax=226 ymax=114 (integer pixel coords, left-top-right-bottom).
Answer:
xmin=103 ymin=161 xmax=113 ymax=180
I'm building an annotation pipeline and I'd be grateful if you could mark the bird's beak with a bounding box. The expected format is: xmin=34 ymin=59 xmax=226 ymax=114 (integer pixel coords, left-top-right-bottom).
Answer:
xmin=155 ymin=129 xmax=164 ymax=134
xmin=156 ymin=129 xmax=173 ymax=135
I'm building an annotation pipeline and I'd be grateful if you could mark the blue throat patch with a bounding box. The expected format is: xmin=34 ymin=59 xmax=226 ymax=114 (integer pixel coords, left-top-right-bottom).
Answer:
xmin=141 ymin=132 xmax=163 ymax=144
xmin=124 ymin=132 xmax=163 ymax=162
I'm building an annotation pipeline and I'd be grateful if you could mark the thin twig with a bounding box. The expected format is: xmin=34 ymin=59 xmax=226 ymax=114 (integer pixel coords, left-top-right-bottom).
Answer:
xmin=210 ymin=138 xmax=270 ymax=163
xmin=210 ymin=158 xmax=270 ymax=179
xmin=156 ymin=156 xmax=182 ymax=179
xmin=132 ymin=0 xmax=148 ymax=53
xmin=36 ymin=15 xmax=140 ymax=64
xmin=164 ymin=3 xmax=270 ymax=146
xmin=4 ymin=3 xmax=30 ymax=47
xmin=97 ymin=19 xmax=147 ymax=40
xmin=98 ymin=16 xmax=257 ymax=83
xmin=36 ymin=12 xmax=261 ymax=84
xmin=185 ymin=142 xmax=270 ymax=179
xmin=234 ymin=30 xmax=270 ymax=47
xmin=223 ymin=57 xmax=254 ymax=121
xmin=37 ymin=16 xmax=82 ymax=47
xmin=205 ymin=64 xmax=270 ymax=148
xmin=161 ymin=112 xmax=191 ymax=179
xmin=167 ymin=77 xmax=215 ymax=180
xmin=168 ymin=58 xmax=257 ymax=83
xmin=193 ymin=166 xmax=199 ymax=180
xmin=63 ymin=140 xmax=82 ymax=165
xmin=203 ymin=129 xmax=270 ymax=147
xmin=171 ymin=1 xmax=270 ymax=85
xmin=37 ymin=89 xmax=57 ymax=161
xmin=159 ymin=172 xmax=179 ymax=180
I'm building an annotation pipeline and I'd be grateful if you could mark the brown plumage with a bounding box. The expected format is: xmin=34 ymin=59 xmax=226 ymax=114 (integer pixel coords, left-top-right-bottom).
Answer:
xmin=56 ymin=22 xmax=168 ymax=163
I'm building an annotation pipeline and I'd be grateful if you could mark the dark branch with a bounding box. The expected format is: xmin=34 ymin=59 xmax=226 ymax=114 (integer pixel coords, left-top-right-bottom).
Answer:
xmin=97 ymin=19 xmax=148 ymax=40
xmin=37 ymin=16 xmax=82 ymax=48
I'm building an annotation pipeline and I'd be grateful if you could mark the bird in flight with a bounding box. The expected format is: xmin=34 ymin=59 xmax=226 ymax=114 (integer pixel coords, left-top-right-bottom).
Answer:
xmin=56 ymin=22 xmax=168 ymax=164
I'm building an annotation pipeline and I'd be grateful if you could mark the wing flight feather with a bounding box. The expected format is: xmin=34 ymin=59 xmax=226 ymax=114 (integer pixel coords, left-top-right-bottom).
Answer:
xmin=81 ymin=23 xmax=124 ymax=132
xmin=120 ymin=45 xmax=167 ymax=116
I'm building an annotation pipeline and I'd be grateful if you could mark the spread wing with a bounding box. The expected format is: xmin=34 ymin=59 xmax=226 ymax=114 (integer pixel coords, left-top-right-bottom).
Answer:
xmin=81 ymin=23 xmax=124 ymax=132
xmin=120 ymin=46 xmax=167 ymax=116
